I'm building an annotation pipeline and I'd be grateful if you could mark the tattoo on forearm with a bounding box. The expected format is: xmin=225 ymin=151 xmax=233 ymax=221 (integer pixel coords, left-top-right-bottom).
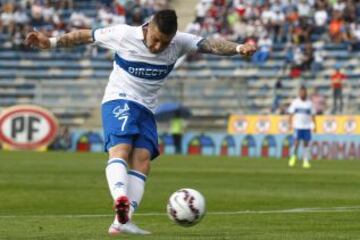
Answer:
xmin=57 ymin=30 xmax=92 ymax=48
xmin=197 ymin=38 xmax=238 ymax=56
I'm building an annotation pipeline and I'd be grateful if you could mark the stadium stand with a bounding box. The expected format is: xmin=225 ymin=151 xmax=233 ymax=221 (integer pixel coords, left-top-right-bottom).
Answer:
xmin=0 ymin=0 xmax=359 ymax=131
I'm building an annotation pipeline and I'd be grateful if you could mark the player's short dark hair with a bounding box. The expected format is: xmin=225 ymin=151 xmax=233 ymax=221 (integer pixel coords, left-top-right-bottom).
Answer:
xmin=300 ymin=85 xmax=307 ymax=91
xmin=153 ymin=9 xmax=178 ymax=35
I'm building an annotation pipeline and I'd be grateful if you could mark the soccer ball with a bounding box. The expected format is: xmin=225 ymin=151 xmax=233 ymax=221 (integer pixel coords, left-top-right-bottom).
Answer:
xmin=166 ymin=188 xmax=206 ymax=227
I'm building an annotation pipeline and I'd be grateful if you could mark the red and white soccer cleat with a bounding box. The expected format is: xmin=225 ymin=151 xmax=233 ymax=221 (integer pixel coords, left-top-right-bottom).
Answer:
xmin=114 ymin=196 xmax=130 ymax=224
xmin=108 ymin=223 xmax=122 ymax=236
xmin=108 ymin=222 xmax=151 ymax=235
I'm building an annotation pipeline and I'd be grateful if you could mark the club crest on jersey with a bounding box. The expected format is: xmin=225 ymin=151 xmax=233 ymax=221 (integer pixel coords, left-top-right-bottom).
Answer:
xmin=113 ymin=103 xmax=130 ymax=118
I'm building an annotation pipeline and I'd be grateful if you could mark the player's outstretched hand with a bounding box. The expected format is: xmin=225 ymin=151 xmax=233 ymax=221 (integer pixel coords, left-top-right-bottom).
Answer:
xmin=238 ymin=43 xmax=257 ymax=57
xmin=24 ymin=31 xmax=50 ymax=50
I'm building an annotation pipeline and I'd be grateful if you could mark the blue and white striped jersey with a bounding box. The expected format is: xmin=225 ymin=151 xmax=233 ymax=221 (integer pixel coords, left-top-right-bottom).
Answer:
xmin=93 ymin=24 xmax=203 ymax=112
xmin=288 ymin=98 xmax=315 ymax=129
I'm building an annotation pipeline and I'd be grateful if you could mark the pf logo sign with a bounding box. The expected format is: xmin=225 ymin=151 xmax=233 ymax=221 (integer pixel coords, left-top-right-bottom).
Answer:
xmin=0 ymin=105 xmax=58 ymax=150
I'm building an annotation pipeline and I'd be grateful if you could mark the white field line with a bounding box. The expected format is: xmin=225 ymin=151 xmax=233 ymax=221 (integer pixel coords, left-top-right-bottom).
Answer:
xmin=1 ymin=206 xmax=360 ymax=219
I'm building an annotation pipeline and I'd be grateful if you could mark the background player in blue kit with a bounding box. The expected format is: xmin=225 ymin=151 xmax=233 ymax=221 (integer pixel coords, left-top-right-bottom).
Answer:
xmin=288 ymin=86 xmax=317 ymax=169
xmin=24 ymin=9 xmax=256 ymax=235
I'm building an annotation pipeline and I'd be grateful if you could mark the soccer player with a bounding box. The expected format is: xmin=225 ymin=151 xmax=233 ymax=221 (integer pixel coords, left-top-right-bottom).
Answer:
xmin=24 ymin=9 xmax=256 ymax=235
xmin=288 ymin=86 xmax=316 ymax=169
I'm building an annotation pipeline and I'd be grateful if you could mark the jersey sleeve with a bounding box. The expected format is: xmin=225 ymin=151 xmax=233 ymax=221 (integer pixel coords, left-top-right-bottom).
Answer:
xmin=176 ymin=32 xmax=204 ymax=55
xmin=288 ymin=101 xmax=295 ymax=114
xmin=92 ymin=25 xmax=127 ymax=50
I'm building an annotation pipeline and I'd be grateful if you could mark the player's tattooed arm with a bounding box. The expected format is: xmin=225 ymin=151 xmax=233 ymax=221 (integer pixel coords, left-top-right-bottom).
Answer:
xmin=197 ymin=38 xmax=238 ymax=56
xmin=24 ymin=30 xmax=93 ymax=50
xmin=56 ymin=30 xmax=93 ymax=48
xmin=197 ymin=38 xmax=256 ymax=57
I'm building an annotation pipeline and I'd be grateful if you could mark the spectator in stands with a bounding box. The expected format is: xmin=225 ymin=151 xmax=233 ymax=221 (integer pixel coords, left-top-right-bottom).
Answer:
xmin=0 ymin=2 xmax=15 ymax=34
xmin=329 ymin=10 xmax=349 ymax=43
xmin=333 ymin=0 xmax=346 ymax=12
xmin=232 ymin=0 xmax=247 ymax=18
xmin=152 ymin=0 xmax=171 ymax=11
xmin=260 ymin=3 xmax=273 ymax=30
xmin=12 ymin=24 xmax=28 ymax=50
xmin=201 ymin=15 xmax=218 ymax=36
xmin=271 ymin=7 xmax=286 ymax=43
xmin=141 ymin=0 xmax=157 ymax=16
xmin=131 ymin=7 xmax=144 ymax=26
xmin=282 ymin=43 xmax=294 ymax=74
xmin=227 ymin=8 xmax=241 ymax=39
xmin=49 ymin=127 xmax=72 ymax=151
xmin=297 ymin=0 xmax=312 ymax=19
xmin=271 ymin=78 xmax=283 ymax=113
xmin=186 ymin=19 xmax=201 ymax=36
xmin=292 ymin=17 xmax=312 ymax=44
xmin=349 ymin=22 xmax=360 ymax=51
xmin=311 ymin=41 xmax=325 ymax=76
xmin=330 ymin=66 xmax=347 ymax=114
xmin=286 ymin=6 xmax=299 ymax=26
xmin=98 ymin=5 xmax=115 ymax=27
xmin=244 ymin=19 xmax=264 ymax=41
xmin=195 ymin=0 xmax=211 ymax=24
xmin=313 ymin=4 xmax=328 ymax=38
xmin=70 ymin=10 xmax=92 ymax=28
xmin=290 ymin=45 xmax=304 ymax=78
xmin=13 ymin=4 xmax=29 ymax=26
xmin=252 ymin=33 xmax=272 ymax=65
xmin=302 ymin=42 xmax=314 ymax=71
xmin=123 ymin=0 xmax=162 ymax=26
xmin=311 ymin=88 xmax=326 ymax=114
xmin=42 ymin=0 xmax=55 ymax=24
xmin=343 ymin=0 xmax=357 ymax=23
xmin=59 ymin=0 xmax=73 ymax=9
xmin=170 ymin=112 xmax=185 ymax=155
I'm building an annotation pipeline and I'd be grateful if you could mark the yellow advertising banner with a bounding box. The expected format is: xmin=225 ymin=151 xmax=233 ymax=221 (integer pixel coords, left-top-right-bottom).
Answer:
xmin=316 ymin=115 xmax=360 ymax=134
xmin=228 ymin=115 xmax=290 ymax=134
xmin=228 ymin=115 xmax=360 ymax=135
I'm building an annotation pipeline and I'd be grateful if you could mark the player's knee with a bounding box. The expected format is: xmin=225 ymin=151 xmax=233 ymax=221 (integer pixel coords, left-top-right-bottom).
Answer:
xmin=108 ymin=144 xmax=132 ymax=162
xmin=109 ymin=151 xmax=130 ymax=162
xmin=132 ymin=156 xmax=151 ymax=175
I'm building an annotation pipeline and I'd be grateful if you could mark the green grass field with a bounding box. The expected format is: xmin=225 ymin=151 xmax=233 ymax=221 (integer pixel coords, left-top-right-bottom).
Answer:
xmin=0 ymin=151 xmax=360 ymax=240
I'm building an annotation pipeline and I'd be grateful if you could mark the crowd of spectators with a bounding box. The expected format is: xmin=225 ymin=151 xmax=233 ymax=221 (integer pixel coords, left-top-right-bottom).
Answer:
xmin=191 ymin=0 xmax=360 ymax=45
xmin=0 ymin=0 xmax=170 ymax=49
xmin=188 ymin=0 xmax=360 ymax=67
xmin=2 ymin=0 xmax=359 ymax=54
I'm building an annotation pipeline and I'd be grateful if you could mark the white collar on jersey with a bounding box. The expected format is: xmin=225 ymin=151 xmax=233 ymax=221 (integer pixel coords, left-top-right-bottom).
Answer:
xmin=135 ymin=22 xmax=149 ymax=40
